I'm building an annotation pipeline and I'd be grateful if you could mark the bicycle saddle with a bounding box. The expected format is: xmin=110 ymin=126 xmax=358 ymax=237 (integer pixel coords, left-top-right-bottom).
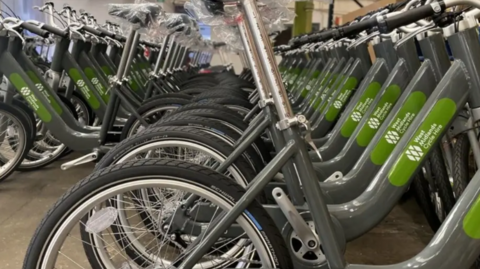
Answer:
xmin=213 ymin=41 xmax=226 ymax=48
xmin=164 ymin=14 xmax=194 ymax=33
xmin=108 ymin=3 xmax=162 ymax=27
xmin=200 ymin=0 xmax=226 ymax=16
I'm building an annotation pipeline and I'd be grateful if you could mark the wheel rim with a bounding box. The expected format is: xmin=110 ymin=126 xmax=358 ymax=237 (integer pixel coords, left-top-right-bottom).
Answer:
xmin=40 ymin=178 xmax=275 ymax=269
xmin=0 ymin=110 xmax=27 ymax=176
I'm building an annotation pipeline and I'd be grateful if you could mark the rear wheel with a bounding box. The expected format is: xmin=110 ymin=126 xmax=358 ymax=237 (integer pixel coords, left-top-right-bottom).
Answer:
xmin=23 ymin=159 xmax=292 ymax=269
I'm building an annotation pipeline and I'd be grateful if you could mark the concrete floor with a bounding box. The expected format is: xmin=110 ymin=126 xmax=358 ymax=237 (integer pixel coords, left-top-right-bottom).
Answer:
xmin=0 ymin=157 xmax=433 ymax=268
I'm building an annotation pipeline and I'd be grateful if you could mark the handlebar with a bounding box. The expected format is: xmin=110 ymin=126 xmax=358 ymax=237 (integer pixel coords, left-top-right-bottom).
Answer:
xmin=21 ymin=22 xmax=50 ymax=38
xmin=291 ymin=1 xmax=445 ymax=47
xmin=82 ymin=25 xmax=103 ymax=36
xmin=96 ymin=27 xmax=115 ymax=38
xmin=41 ymin=23 xmax=69 ymax=38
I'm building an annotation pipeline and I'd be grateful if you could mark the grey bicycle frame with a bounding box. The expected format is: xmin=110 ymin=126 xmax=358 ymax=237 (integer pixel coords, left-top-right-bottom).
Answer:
xmin=176 ymin=1 xmax=480 ymax=269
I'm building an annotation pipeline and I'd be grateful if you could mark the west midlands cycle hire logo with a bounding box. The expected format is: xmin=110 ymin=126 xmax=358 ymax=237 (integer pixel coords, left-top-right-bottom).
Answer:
xmin=367 ymin=117 xmax=381 ymax=129
xmin=405 ymin=145 xmax=424 ymax=162
xmin=77 ymin=80 xmax=86 ymax=87
xmin=333 ymin=100 xmax=342 ymax=109
xmin=20 ymin=87 xmax=31 ymax=96
xmin=91 ymin=78 xmax=99 ymax=85
xmin=385 ymin=130 xmax=400 ymax=145
xmin=351 ymin=111 xmax=362 ymax=122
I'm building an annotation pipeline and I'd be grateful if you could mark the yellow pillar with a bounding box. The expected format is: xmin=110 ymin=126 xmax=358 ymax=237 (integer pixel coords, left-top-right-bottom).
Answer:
xmin=293 ymin=1 xmax=314 ymax=37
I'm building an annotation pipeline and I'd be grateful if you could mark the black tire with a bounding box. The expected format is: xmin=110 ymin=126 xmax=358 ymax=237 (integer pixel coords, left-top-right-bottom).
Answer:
xmin=121 ymin=97 xmax=192 ymax=139
xmin=196 ymin=89 xmax=248 ymax=99
xmin=201 ymin=97 xmax=254 ymax=111
xmin=192 ymin=91 xmax=247 ymax=102
xmin=142 ymin=92 xmax=194 ymax=104
xmin=97 ymin=126 xmax=257 ymax=186
xmin=23 ymin=159 xmax=292 ymax=269
xmin=154 ymin=115 xmax=264 ymax=172
xmin=429 ymin=146 xmax=456 ymax=217
xmin=169 ymin=102 xmax=245 ymax=120
xmin=154 ymin=108 xmax=271 ymax=165
xmin=452 ymin=133 xmax=471 ymax=199
xmin=413 ymin=146 xmax=455 ymax=232
xmin=0 ymin=103 xmax=32 ymax=182
xmin=12 ymin=98 xmax=36 ymax=142
xmin=58 ymin=89 xmax=94 ymax=125
xmin=411 ymin=173 xmax=441 ymax=232
xmin=179 ymin=87 xmax=216 ymax=95
xmin=452 ymin=133 xmax=480 ymax=267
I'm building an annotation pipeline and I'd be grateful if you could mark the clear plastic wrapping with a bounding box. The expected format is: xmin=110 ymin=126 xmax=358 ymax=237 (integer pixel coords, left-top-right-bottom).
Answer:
xmin=107 ymin=0 xmax=164 ymax=32
xmin=212 ymin=25 xmax=243 ymax=51
xmin=184 ymin=0 xmax=228 ymax=26
xmin=183 ymin=0 xmax=296 ymax=51
xmin=259 ymin=0 xmax=296 ymax=33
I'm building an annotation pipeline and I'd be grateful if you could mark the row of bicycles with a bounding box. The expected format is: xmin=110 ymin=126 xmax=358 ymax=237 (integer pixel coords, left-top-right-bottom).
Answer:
xmin=0 ymin=0 xmax=478 ymax=268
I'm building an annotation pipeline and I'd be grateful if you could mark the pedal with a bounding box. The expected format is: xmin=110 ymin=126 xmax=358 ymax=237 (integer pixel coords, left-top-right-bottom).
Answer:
xmin=61 ymin=151 xmax=99 ymax=170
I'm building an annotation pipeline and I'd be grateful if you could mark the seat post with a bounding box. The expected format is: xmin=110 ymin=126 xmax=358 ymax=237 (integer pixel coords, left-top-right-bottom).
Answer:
xmin=114 ymin=29 xmax=137 ymax=79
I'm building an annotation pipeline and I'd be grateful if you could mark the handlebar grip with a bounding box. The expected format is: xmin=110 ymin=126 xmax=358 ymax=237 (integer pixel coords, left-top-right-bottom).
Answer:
xmin=114 ymin=35 xmax=126 ymax=42
xmin=21 ymin=22 xmax=50 ymax=38
xmin=96 ymin=27 xmax=115 ymax=38
xmin=143 ymin=41 xmax=161 ymax=48
xmin=340 ymin=17 xmax=378 ymax=37
xmin=41 ymin=24 xmax=68 ymax=38
xmin=304 ymin=30 xmax=338 ymax=44
xmin=82 ymin=25 xmax=103 ymax=36
xmin=382 ymin=2 xmax=446 ymax=32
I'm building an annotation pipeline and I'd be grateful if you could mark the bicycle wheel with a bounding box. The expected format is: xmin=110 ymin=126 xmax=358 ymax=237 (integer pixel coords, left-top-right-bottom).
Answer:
xmin=411 ymin=173 xmax=441 ymax=231
xmin=0 ymin=102 xmax=32 ymax=182
xmin=411 ymin=145 xmax=455 ymax=232
xmin=17 ymin=96 xmax=78 ymax=170
xmin=452 ymin=133 xmax=473 ymax=198
xmin=96 ymin=125 xmax=256 ymax=186
xmin=24 ymin=159 xmax=292 ymax=269
xmin=121 ymin=98 xmax=190 ymax=138
xmin=152 ymin=115 xmax=264 ymax=172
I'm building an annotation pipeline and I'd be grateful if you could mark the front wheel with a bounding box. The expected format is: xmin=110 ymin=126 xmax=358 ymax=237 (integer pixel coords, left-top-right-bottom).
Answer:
xmin=0 ymin=102 xmax=32 ymax=182
xmin=23 ymin=159 xmax=292 ymax=269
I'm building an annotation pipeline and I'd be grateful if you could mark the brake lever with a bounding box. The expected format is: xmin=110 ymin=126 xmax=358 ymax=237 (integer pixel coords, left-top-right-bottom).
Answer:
xmin=68 ymin=22 xmax=87 ymax=42
xmin=1 ymin=18 xmax=26 ymax=46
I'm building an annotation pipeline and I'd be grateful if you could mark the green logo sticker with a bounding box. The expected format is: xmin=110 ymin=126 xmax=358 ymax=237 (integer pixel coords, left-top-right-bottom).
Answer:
xmin=68 ymin=68 xmax=101 ymax=110
xmin=340 ymin=81 xmax=382 ymax=137
xmin=325 ymin=77 xmax=359 ymax=121
xmin=313 ymin=74 xmax=341 ymax=111
xmin=370 ymin=91 xmax=427 ymax=165
xmin=126 ymin=72 xmax=140 ymax=92
xmin=26 ymin=71 xmax=63 ymax=115
xmin=10 ymin=73 xmax=52 ymax=122
xmin=463 ymin=195 xmax=480 ymax=239
xmin=356 ymin=84 xmax=402 ymax=147
xmin=84 ymin=67 xmax=109 ymax=103
xmin=101 ymin=66 xmax=113 ymax=76
xmin=388 ymin=98 xmax=456 ymax=187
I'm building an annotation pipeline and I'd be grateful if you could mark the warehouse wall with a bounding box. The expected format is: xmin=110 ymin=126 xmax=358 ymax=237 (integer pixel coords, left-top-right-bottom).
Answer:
xmin=295 ymin=0 xmax=380 ymax=27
